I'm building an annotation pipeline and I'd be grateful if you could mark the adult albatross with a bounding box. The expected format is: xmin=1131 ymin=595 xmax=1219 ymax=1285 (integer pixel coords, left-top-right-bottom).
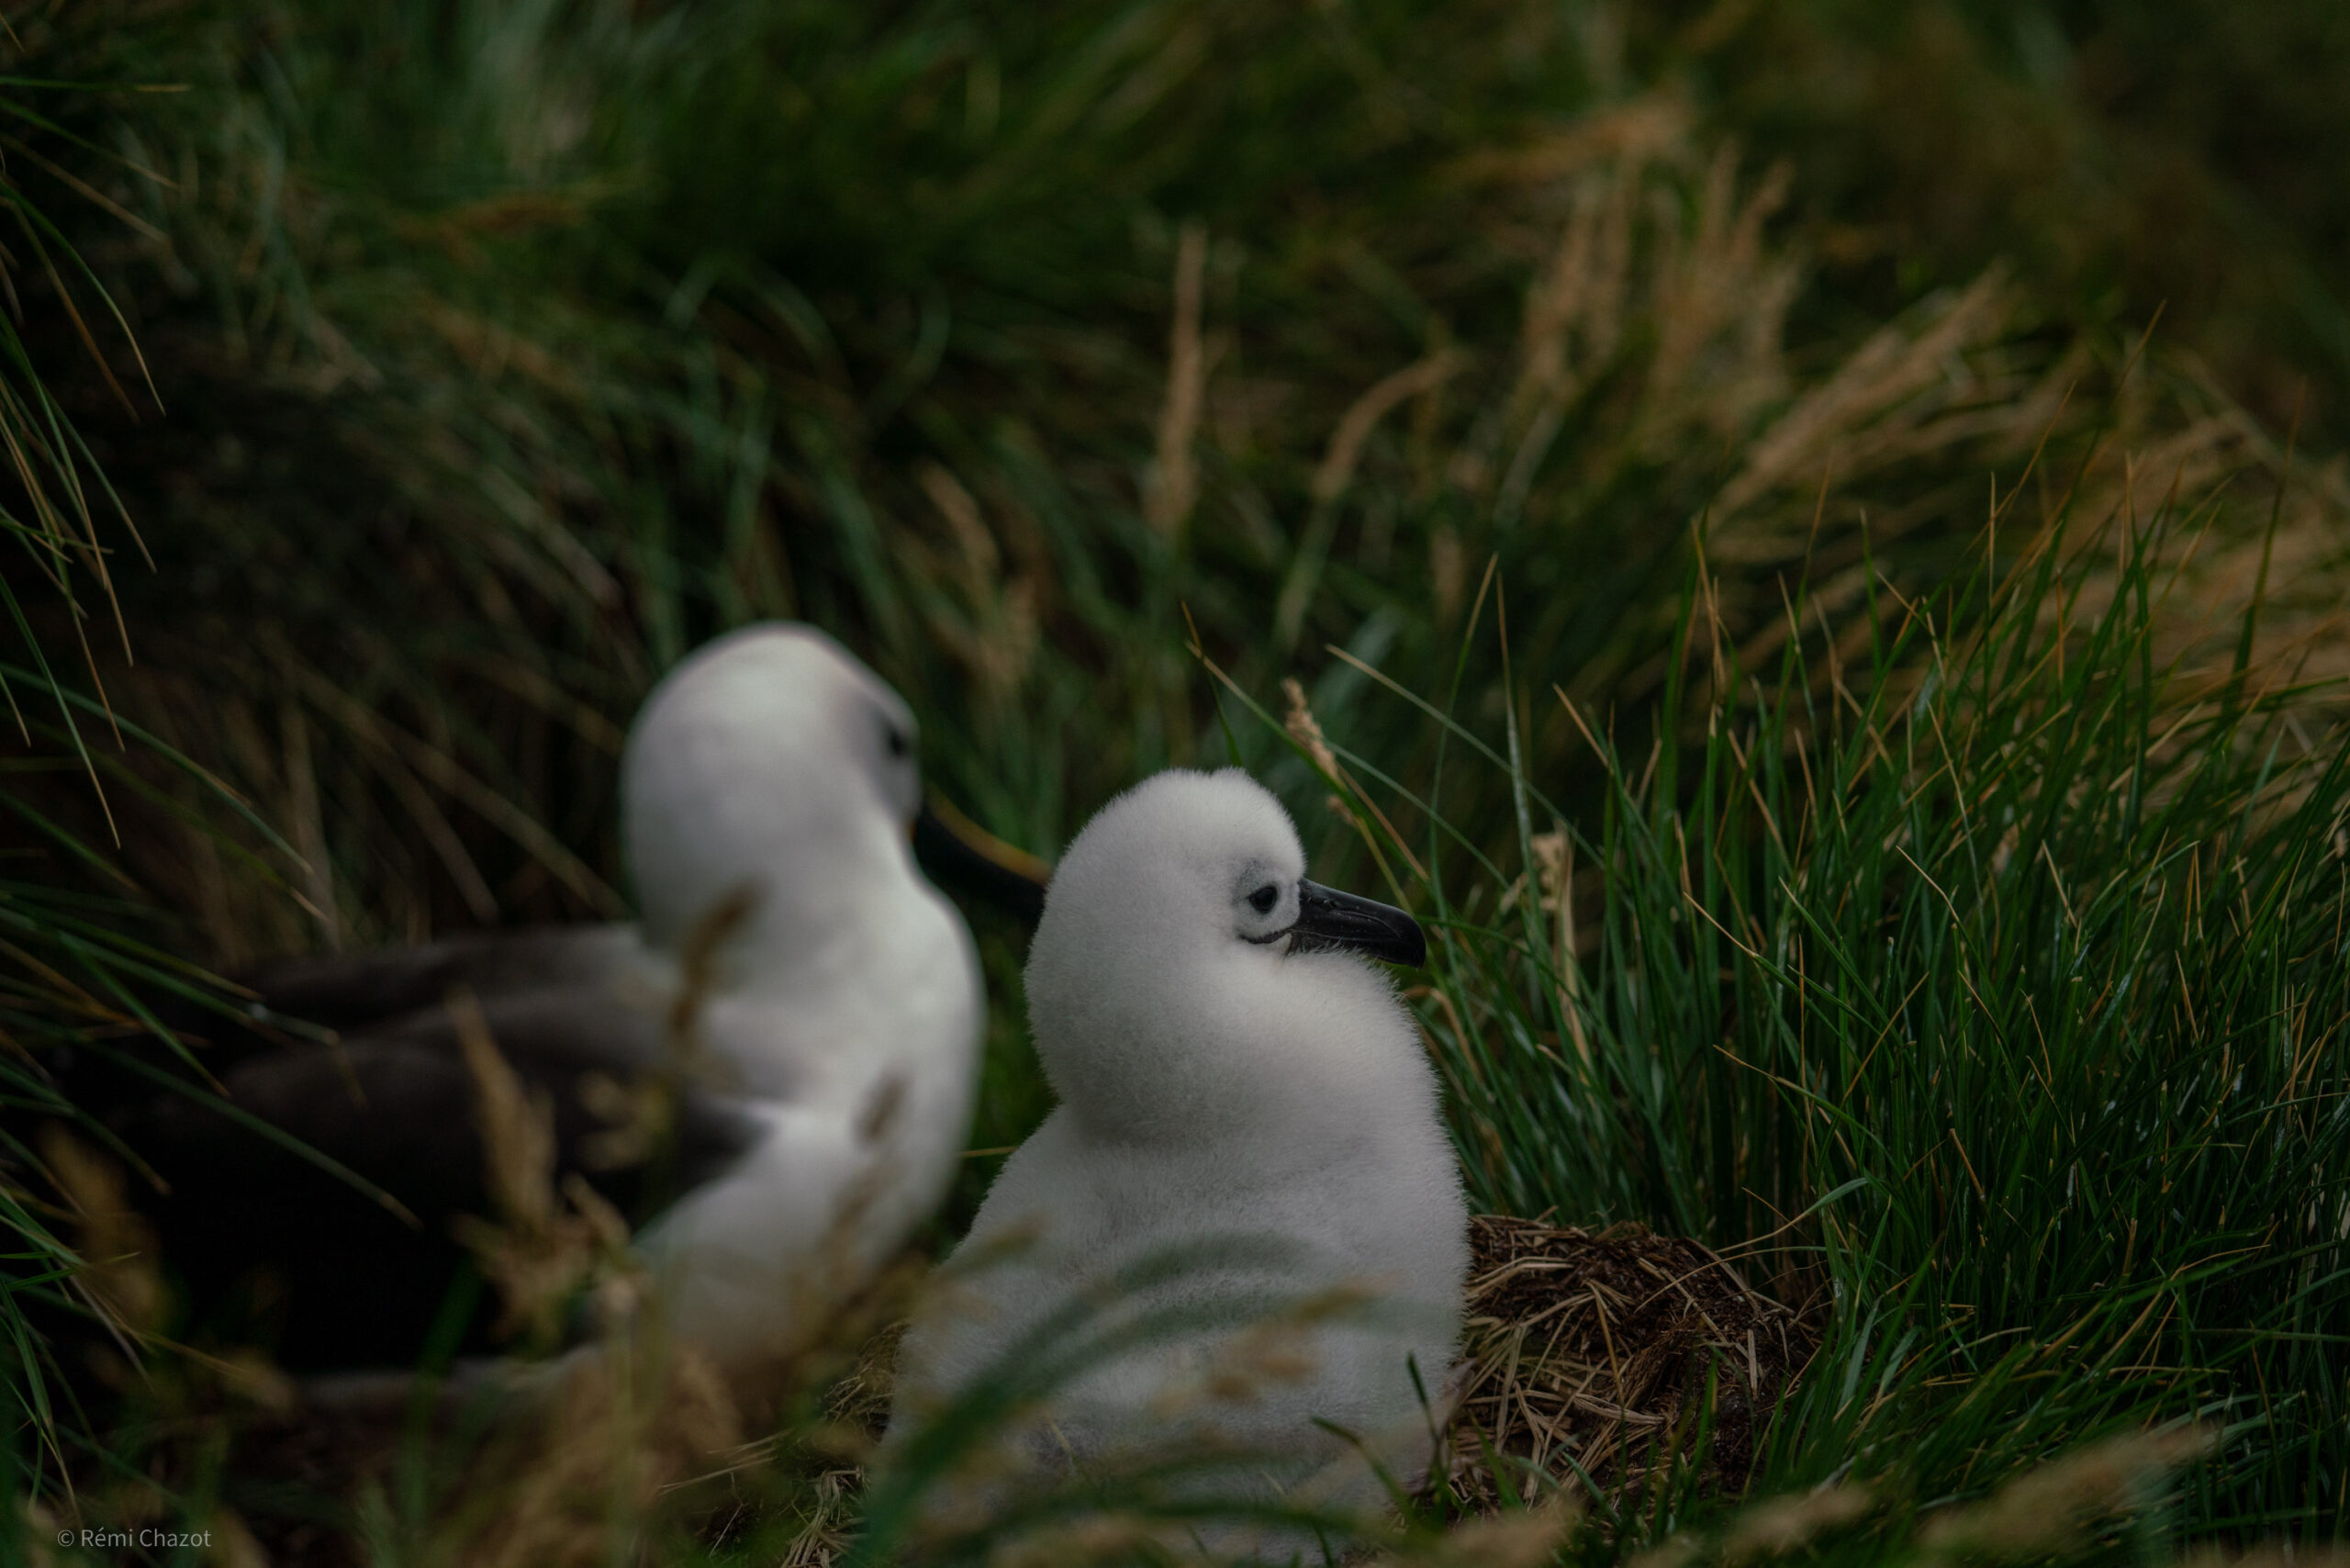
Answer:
xmin=106 ymin=622 xmax=1024 ymax=1379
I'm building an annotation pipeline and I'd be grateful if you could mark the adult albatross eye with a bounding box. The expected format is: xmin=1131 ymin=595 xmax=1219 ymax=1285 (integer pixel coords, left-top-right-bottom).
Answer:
xmin=884 ymin=726 xmax=912 ymax=760
xmin=1248 ymin=883 xmax=1281 ymax=915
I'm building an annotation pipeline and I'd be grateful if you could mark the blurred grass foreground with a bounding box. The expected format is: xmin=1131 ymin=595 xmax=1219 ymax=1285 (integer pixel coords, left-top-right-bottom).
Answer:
xmin=3 ymin=0 xmax=2349 ymax=1562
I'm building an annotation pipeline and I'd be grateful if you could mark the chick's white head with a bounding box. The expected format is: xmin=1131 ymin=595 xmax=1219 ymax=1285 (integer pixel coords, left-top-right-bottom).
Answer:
xmin=1024 ymin=768 xmax=1425 ymax=1140
xmin=622 ymin=623 xmax=922 ymax=952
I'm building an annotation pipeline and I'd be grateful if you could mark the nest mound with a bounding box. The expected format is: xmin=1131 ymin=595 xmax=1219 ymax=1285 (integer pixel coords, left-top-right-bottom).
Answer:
xmin=1442 ymin=1215 xmax=1820 ymax=1507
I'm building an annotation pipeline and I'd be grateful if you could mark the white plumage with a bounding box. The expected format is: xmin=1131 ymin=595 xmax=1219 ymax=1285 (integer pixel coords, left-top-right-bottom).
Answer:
xmin=890 ymin=767 xmax=1467 ymax=1532
xmin=614 ymin=622 xmax=985 ymax=1371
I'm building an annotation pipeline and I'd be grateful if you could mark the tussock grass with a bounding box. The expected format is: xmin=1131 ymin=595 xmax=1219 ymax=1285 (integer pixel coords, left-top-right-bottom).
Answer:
xmin=34 ymin=0 xmax=2340 ymax=966
xmin=2 ymin=0 xmax=2348 ymax=1561
xmin=1259 ymin=456 xmax=2350 ymax=1544
xmin=0 ymin=3 xmax=319 ymax=1505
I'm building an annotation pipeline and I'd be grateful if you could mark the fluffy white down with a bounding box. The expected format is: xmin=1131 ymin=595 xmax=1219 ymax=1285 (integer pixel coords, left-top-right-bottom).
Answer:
xmin=611 ymin=625 xmax=981 ymax=1373
xmin=890 ymin=767 xmax=1468 ymax=1528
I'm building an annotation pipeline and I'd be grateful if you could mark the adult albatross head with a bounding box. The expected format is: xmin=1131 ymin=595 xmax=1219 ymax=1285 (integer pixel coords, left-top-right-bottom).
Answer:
xmin=624 ymin=623 xmax=925 ymax=955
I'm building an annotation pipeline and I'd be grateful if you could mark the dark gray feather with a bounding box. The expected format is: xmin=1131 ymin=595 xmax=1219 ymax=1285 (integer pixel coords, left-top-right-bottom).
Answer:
xmin=106 ymin=929 xmax=762 ymax=1371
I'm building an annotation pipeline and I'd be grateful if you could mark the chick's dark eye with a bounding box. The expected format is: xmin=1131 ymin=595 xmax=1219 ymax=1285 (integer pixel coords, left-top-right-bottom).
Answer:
xmin=884 ymin=727 xmax=911 ymax=760
xmin=1248 ymin=883 xmax=1281 ymax=915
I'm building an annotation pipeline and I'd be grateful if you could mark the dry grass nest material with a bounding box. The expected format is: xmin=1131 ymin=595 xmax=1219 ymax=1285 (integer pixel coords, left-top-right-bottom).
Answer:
xmin=1442 ymin=1215 xmax=1822 ymax=1509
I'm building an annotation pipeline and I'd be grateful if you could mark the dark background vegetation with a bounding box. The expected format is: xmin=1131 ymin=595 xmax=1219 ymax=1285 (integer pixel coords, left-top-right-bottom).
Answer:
xmin=3 ymin=0 xmax=2348 ymax=1559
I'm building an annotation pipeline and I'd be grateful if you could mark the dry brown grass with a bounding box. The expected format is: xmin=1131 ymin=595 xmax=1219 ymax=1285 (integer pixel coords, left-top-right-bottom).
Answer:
xmin=1440 ymin=1215 xmax=1820 ymax=1512
xmin=1913 ymin=1427 xmax=2217 ymax=1562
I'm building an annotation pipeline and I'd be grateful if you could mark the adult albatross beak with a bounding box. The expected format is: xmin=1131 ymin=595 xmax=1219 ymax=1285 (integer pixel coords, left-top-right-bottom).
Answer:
xmin=913 ymin=793 xmax=1052 ymax=924
xmin=1290 ymin=879 xmax=1427 ymax=968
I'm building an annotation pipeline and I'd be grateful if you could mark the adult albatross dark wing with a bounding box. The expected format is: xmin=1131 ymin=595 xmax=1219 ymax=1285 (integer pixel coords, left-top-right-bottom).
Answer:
xmin=113 ymin=928 xmax=761 ymax=1370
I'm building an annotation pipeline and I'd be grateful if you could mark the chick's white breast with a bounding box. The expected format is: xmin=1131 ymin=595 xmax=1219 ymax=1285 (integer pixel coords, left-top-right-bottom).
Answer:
xmin=930 ymin=1088 xmax=1463 ymax=1367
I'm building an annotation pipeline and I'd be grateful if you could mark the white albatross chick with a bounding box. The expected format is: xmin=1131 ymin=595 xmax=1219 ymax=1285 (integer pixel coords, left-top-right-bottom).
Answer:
xmin=888 ymin=767 xmax=1467 ymax=1543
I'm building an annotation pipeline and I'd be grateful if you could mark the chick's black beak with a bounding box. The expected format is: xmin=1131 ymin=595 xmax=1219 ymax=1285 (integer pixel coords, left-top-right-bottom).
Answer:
xmin=1290 ymin=879 xmax=1427 ymax=968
